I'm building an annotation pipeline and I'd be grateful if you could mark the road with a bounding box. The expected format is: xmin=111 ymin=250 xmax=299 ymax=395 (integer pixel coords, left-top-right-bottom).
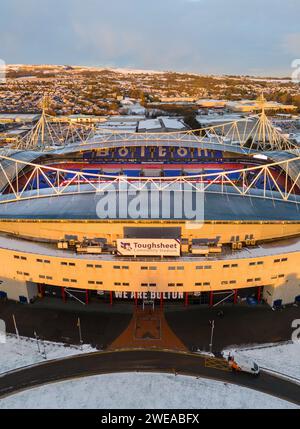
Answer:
xmin=0 ymin=350 xmax=299 ymax=406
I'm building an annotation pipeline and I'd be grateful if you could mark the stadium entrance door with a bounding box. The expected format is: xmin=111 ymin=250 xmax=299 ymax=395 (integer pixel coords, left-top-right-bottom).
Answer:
xmin=142 ymin=292 xmax=155 ymax=311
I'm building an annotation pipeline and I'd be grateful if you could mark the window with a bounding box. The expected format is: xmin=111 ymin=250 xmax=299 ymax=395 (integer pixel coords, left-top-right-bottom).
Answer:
xmin=177 ymin=267 xmax=184 ymax=271
xmin=229 ymin=280 xmax=236 ymax=284
xmin=149 ymin=267 xmax=157 ymax=271
xmin=87 ymin=264 xmax=93 ymax=268
xmin=70 ymin=279 xmax=77 ymax=283
xmin=17 ymin=271 xmax=29 ymax=276
xmin=204 ymin=265 xmax=212 ymax=270
xmin=281 ymin=258 xmax=288 ymax=262
xmin=168 ymin=283 xmax=175 ymax=287
xmin=122 ymin=266 xmax=129 ymax=270
xmin=37 ymin=259 xmax=43 ymax=263
xmin=274 ymin=259 xmax=280 ymax=263
xmin=61 ymin=262 xmax=68 ymax=266
xmin=141 ymin=267 xmax=148 ymax=270
xmin=168 ymin=267 xmax=176 ymax=271
xmin=254 ymin=278 xmax=261 ymax=282
xmin=176 ymin=283 xmax=184 ymax=287
xmin=96 ymin=281 xmax=103 ymax=285
xmin=114 ymin=282 xmax=121 ymax=286
xmin=113 ymin=266 xmax=121 ymax=270
xmin=14 ymin=255 xmax=20 ymax=259
xmin=39 ymin=275 xmax=45 ymax=279
xmin=123 ymin=283 xmax=129 ymax=286
xmin=203 ymin=282 xmax=210 ymax=286
xmin=247 ymin=279 xmax=253 ymax=283
xmin=149 ymin=283 xmax=156 ymax=287
xmin=20 ymin=256 xmax=27 ymax=261
xmin=223 ymin=264 xmax=230 ymax=268
xmin=88 ymin=281 xmax=95 ymax=285
xmin=95 ymin=265 xmax=102 ymax=269
xmin=69 ymin=263 xmax=76 ymax=267
xmin=46 ymin=276 xmax=52 ymax=280
xmin=221 ymin=281 xmax=228 ymax=285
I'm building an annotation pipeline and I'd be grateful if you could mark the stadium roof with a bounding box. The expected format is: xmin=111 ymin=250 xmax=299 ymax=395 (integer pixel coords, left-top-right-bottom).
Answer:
xmin=0 ymin=186 xmax=298 ymax=221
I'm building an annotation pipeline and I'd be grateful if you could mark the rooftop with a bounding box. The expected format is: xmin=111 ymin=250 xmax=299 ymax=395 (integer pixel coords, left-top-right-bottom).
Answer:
xmin=0 ymin=233 xmax=299 ymax=262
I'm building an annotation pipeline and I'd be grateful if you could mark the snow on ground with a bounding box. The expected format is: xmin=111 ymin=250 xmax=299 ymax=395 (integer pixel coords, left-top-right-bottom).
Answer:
xmin=224 ymin=341 xmax=300 ymax=380
xmin=0 ymin=335 xmax=96 ymax=374
xmin=0 ymin=372 xmax=297 ymax=409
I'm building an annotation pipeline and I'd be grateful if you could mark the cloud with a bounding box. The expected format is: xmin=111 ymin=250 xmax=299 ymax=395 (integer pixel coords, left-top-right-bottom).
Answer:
xmin=281 ymin=33 xmax=300 ymax=57
xmin=1 ymin=0 xmax=300 ymax=75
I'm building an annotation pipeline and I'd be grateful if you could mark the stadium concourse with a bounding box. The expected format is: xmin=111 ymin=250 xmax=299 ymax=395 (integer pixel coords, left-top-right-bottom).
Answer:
xmin=0 ymin=102 xmax=299 ymax=313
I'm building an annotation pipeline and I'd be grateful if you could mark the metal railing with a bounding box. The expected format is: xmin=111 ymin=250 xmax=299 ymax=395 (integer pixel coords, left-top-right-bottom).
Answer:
xmin=0 ymin=153 xmax=299 ymax=205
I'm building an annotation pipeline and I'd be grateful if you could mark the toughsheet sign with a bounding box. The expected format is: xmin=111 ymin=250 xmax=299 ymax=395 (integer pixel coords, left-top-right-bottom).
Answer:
xmin=117 ymin=239 xmax=181 ymax=256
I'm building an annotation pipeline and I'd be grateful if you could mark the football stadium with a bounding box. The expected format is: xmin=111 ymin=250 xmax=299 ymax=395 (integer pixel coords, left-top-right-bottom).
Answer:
xmin=0 ymin=98 xmax=299 ymax=309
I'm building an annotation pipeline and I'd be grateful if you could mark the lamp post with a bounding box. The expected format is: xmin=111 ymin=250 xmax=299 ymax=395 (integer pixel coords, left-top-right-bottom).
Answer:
xmin=209 ymin=320 xmax=215 ymax=353
xmin=77 ymin=317 xmax=83 ymax=351
xmin=12 ymin=314 xmax=19 ymax=341
xmin=34 ymin=330 xmax=41 ymax=354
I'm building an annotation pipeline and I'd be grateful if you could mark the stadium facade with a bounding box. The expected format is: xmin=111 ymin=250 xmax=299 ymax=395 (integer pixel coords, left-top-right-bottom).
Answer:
xmin=0 ymin=106 xmax=299 ymax=309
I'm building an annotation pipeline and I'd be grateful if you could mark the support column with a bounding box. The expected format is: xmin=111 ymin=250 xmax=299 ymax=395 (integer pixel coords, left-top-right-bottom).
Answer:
xmin=61 ymin=287 xmax=66 ymax=303
xmin=160 ymin=293 xmax=164 ymax=310
xmin=38 ymin=284 xmax=44 ymax=298
xmin=110 ymin=291 xmax=113 ymax=306
xmin=134 ymin=292 xmax=138 ymax=308
xmin=85 ymin=289 xmax=89 ymax=305
xmin=234 ymin=289 xmax=238 ymax=305
xmin=185 ymin=292 xmax=189 ymax=307
xmin=209 ymin=291 xmax=214 ymax=307
xmin=257 ymin=286 xmax=262 ymax=304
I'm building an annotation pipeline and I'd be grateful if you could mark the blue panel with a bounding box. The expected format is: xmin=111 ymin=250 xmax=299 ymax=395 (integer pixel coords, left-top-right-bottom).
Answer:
xmin=164 ymin=170 xmax=182 ymax=177
xmin=123 ymin=170 xmax=141 ymax=177
xmin=82 ymin=169 xmax=101 ymax=175
xmin=136 ymin=147 xmax=152 ymax=160
xmin=113 ymin=148 xmax=131 ymax=160
xmin=173 ymin=148 xmax=191 ymax=160
xmin=186 ymin=171 xmax=201 ymax=176
xmin=83 ymin=151 xmax=93 ymax=160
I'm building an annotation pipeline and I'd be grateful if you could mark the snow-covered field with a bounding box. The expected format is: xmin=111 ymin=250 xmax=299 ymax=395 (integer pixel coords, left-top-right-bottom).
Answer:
xmin=0 ymin=334 xmax=96 ymax=374
xmin=224 ymin=341 xmax=300 ymax=381
xmin=0 ymin=372 xmax=297 ymax=409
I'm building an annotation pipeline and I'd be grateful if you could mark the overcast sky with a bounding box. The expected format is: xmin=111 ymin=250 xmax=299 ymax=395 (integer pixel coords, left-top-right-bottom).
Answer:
xmin=0 ymin=0 xmax=299 ymax=76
